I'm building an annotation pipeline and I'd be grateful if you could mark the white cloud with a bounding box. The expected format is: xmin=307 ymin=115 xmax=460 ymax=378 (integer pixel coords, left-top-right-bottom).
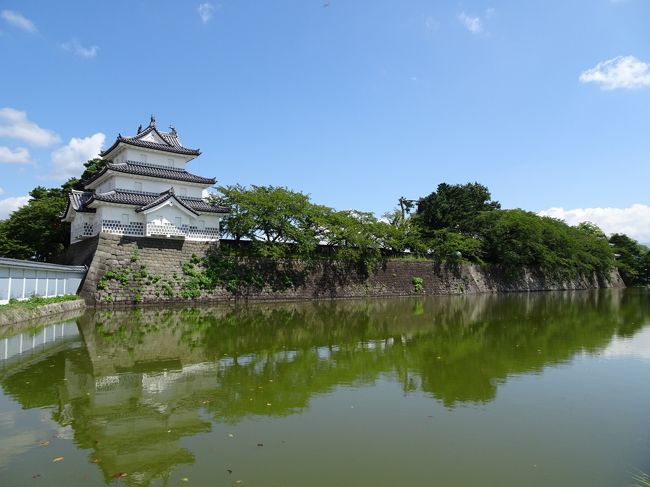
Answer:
xmin=424 ymin=16 xmax=438 ymax=31
xmin=60 ymin=39 xmax=98 ymax=59
xmin=603 ymin=328 xmax=650 ymax=361
xmin=0 ymin=187 xmax=4 ymax=195
xmin=198 ymin=3 xmax=215 ymax=23
xmin=0 ymin=146 xmax=30 ymax=164
xmin=0 ymin=195 xmax=30 ymax=219
xmin=1 ymin=10 xmax=36 ymax=33
xmin=459 ymin=12 xmax=483 ymax=34
xmin=539 ymin=204 xmax=650 ymax=243
xmin=579 ymin=56 xmax=650 ymax=90
xmin=50 ymin=133 xmax=105 ymax=179
xmin=0 ymin=108 xmax=60 ymax=147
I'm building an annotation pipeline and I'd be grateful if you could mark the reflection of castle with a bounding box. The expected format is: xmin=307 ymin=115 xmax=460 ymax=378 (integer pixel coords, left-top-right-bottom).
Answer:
xmin=1 ymin=290 xmax=647 ymax=486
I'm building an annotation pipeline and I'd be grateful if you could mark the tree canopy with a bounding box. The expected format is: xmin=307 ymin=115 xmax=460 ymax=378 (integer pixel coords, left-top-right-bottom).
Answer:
xmin=0 ymin=186 xmax=70 ymax=261
xmin=415 ymin=182 xmax=500 ymax=234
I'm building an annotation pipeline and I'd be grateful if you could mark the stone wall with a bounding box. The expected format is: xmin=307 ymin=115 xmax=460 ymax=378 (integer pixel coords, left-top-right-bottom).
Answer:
xmin=74 ymin=233 xmax=625 ymax=307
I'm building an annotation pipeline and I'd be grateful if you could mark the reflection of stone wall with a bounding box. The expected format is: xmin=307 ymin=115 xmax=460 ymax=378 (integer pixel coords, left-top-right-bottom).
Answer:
xmin=77 ymin=233 xmax=625 ymax=306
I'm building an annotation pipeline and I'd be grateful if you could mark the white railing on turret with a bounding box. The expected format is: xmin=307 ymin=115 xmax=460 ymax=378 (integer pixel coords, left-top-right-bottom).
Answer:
xmin=71 ymin=221 xmax=100 ymax=241
xmin=101 ymin=220 xmax=145 ymax=237
xmin=145 ymin=223 xmax=219 ymax=241
xmin=72 ymin=220 xmax=218 ymax=242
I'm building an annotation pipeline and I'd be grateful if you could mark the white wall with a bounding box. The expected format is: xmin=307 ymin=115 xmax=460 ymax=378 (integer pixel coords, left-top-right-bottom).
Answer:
xmin=145 ymin=203 xmax=220 ymax=229
xmin=105 ymin=175 xmax=203 ymax=198
xmin=124 ymin=148 xmax=191 ymax=167
xmin=98 ymin=206 xmax=145 ymax=224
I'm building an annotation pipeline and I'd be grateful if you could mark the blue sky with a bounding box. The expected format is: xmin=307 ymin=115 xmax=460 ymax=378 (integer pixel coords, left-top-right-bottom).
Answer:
xmin=1 ymin=0 xmax=649 ymax=240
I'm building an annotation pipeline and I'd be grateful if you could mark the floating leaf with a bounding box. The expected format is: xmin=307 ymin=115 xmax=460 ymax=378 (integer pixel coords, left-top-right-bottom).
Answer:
xmin=38 ymin=440 xmax=50 ymax=446
xmin=112 ymin=472 xmax=128 ymax=478
xmin=257 ymin=443 xmax=263 ymax=447
xmin=181 ymin=477 xmax=189 ymax=482
xmin=226 ymin=469 xmax=233 ymax=474
xmin=52 ymin=456 xmax=64 ymax=463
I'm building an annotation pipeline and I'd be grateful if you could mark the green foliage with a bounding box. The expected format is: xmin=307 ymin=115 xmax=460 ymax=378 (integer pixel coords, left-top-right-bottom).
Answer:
xmin=415 ymin=182 xmax=500 ymax=235
xmin=0 ymin=186 xmax=69 ymax=261
xmin=609 ymin=234 xmax=649 ymax=286
xmin=213 ymin=185 xmax=393 ymax=275
xmin=412 ymin=277 xmax=424 ymax=293
xmin=0 ymin=294 xmax=79 ymax=311
xmin=475 ymin=210 xmax=615 ymax=278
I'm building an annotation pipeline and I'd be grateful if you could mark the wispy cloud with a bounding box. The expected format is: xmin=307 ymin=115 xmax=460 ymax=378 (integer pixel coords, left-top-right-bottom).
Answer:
xmin=0 ymin=146 xmax=30 ymax=164
xmin=60 ymin=39 xmax=98 ymax=59
xmin=1 ymin=10 xmax=36 ymax=33
xmin=0 ymin=108 xmax=60 ymax=147
xmin=50 ymin=133 xmax=105 ymax=179
xmin=198 ymin=3 xmax=215 ymax=23
xmin=0 ymin=195 xmax=30 ymax=219
xmin=539 ymin=204 xmax=650 ymax=243
xmin=459 ymin=11 xmax=483 ymax=34
xmin=579 ymin=56 xmax=650 ymax=90
xmin=424 ymin=16 xmax=438 ymax=31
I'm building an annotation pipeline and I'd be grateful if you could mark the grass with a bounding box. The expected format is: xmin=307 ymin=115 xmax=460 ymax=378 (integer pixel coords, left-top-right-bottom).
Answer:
xmin=0 ymin=294 xmax=80 ymax=311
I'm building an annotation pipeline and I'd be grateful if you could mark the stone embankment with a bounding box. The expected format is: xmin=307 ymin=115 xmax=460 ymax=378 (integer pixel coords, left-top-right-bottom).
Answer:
xmin=0 ymin=299 xmax=86 ymax=326
xmin=68 ymin=234 xmax=626 ymax=307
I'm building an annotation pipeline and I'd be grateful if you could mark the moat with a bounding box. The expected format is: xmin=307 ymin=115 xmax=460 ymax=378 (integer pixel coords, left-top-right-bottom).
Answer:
xmin=1 ymin=289 xmax=649 ymax=486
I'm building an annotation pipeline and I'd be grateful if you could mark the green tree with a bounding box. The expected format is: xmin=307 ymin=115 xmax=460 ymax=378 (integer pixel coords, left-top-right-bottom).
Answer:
xmin=609 ymin=233 xmax=648 ymax=286
xmin=0 ymin=186 xmax=69 ymax=261
xmin=415 ymin=182 xmax=500 ymax=235
xmin=475 ymin=210 xmax=615 ymax=278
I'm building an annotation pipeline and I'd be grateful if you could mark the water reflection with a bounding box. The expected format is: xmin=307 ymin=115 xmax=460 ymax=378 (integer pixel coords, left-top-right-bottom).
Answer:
xmin=0 ymin=290 xmax=648 ymax=485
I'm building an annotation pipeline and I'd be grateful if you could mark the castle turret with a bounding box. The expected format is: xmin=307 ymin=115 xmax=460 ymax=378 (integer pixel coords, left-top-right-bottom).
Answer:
xmin=62 ymin=119 xmax=229 ymax=243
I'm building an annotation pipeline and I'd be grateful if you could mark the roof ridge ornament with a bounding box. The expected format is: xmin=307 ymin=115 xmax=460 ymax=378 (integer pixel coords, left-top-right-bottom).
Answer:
xmin=137 ymin=124 xmax=143 ymax=134
xmin=169 ymin=124 xmax=177 ymax=135
xmin=149 ymin=114 xmax=156 ymax=127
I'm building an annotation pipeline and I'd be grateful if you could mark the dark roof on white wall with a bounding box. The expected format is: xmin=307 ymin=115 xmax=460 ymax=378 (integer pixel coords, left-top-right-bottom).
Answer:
xmin=86 ymin=189 xmax=229 ymax=214
xmin=82 ymin=161 xmax=216 ymax=186
xmin=100 ymin=118 xmax=201 ymax=157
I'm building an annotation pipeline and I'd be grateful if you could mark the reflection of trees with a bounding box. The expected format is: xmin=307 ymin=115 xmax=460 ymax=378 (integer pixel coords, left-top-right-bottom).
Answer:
xmin=1 ymin=289 xmax=649 ymax=485
xmin=78 ymin=289 xmax=650 ymax=411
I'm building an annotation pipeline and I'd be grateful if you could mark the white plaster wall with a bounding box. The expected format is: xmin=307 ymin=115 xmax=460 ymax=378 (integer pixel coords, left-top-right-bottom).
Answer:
xmin=147 ymin=205 xmax=192 ymax=227
xmin=124 ymin=148 xmax=191 ymax=167
xmin=99 ymin=206 xmax=145 ymax=224
xmin=146 ymin=204 xmax=221 ymax=229
xmin=108 ymin=175 xmax=203 ymax=197
xmin=97 ymin=178 xmax=116 ymax=194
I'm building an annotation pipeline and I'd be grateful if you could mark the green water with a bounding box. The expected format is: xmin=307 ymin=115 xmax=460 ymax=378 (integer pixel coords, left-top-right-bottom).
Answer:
xmin=1 ymin=290 xmax=650 ymax=486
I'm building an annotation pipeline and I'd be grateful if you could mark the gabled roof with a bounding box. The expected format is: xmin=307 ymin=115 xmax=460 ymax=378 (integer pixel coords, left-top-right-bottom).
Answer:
xmin=69 ymin=190 xmax=94 ymax=211
xmin=86 ymin=189 xmax=230 ymax=214
xmin=100 ymin=118 xmax=200 ymax=157
xmin=61 ymin=190 xmax=96 ymax=221
xmin=136 ymin=188 xmax=199 ymax=216
xmin=82 ymin=161 xmax=216 ymax=186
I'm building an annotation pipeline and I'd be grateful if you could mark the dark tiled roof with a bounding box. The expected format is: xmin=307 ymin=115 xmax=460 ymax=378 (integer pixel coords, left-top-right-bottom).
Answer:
xmin=69 ymin=190 xmax=94 ymax=211
xmin=136 ymin=188 xmax=198 ymax=215
xmin=82 ymin=161 xmax=216 ymax=186
xmin=87 ymin=189 xmax=230 ymax=214
xmin=100 ymin=123 xmax=200 ymax=157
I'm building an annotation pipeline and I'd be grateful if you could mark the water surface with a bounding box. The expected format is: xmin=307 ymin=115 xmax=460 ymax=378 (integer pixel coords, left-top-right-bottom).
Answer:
xmin=1 ymin=290 xmax=650 ymax=486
